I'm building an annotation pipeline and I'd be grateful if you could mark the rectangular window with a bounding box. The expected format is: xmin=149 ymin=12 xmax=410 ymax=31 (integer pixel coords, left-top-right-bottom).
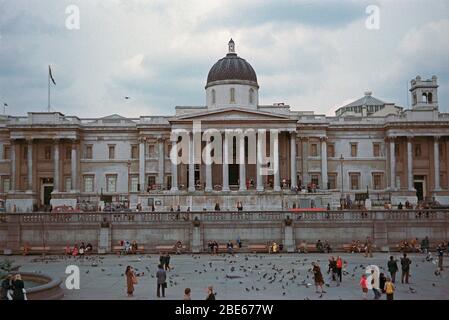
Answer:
xmin=3 ymin=146 xmax=11 ymax=160
xmin=108 ymin=145 xmax=115 ymax=160
xmin=130 ymin=176 xmax=139 ymax=192
xmin=65 ymin=177 xmax=72 ymax=192
xmin=131 ymin=145 xmax=139 ymax=159
xmin=148 ymin=145 xmax=155 ymax=157
xmin=373 ymin=143 xmax=381 ymax=157
xmin=167 ymin=144 xmax=172 ymax=157
xmin=23 ymin=146 xmax=28 ymax=160
xmin=372 ymin=173 xmax=383 ymax=190
xmin=83 ymin=175 xmax=94 ymax=193
xmin=85 ymin=145 xmax=93 ymax=159
xmin=350 ymin=143 xmax=358 ymax=157
xmin=106 ymin=175 xmax=117 ymax=193
xmin=2 ymin=177 xmax=10 ymax=193
xmin=327 ymin=144 xmax=335 ymax=158
xmin=44 ymin=146 xmax=52 ymax=160
xmin=350 ymin=173 xmax=360 ymax=190
xmin=414 ymin=144 xmax=421 ymax=157
xmin=66 ymin=147 xmax=72 ymax=160
xmin=310 ymin=144 xmax=318 ymax=157
xmin=311 ymin=174 xmax=319 ymax=186
xmin=328 ymin=173 xmax=337 ymax=190
xmin=148 ymin=176 xmax=156 ymax=188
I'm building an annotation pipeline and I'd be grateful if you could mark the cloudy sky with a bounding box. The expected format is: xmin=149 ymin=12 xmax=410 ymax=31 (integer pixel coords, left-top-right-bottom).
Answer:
xmin=0 ymin=0 xmax=448 ymax=117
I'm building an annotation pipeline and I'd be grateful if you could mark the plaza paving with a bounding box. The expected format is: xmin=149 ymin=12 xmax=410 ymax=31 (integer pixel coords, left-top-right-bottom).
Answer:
xmin=6 ymin=252 xmax=449 ymax=300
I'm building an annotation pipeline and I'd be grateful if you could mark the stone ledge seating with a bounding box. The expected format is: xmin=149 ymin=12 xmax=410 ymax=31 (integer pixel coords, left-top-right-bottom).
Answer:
xmin=248 ymin=244 xmax=269 ymax=253
xmin=112 ymin=245 xmax=145 ymax=254
xmin=21 ymin=246 xmax=51 ymax=255
xmin=155 ymin=245 xmax=187 ymax=253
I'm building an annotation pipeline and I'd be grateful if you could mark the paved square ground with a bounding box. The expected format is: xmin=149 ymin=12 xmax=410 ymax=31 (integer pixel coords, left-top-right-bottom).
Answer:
xmin=6 ymin=252 xmax=449 ymax=300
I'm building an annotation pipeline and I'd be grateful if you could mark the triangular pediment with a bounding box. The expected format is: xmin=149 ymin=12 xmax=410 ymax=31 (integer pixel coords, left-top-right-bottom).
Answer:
xmin=173 ymin=107 xmax=291 ymax=121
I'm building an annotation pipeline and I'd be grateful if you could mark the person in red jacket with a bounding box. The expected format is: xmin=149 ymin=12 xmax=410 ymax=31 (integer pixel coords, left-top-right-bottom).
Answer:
xmin=336 ymin=256 xmax=346 ymax=286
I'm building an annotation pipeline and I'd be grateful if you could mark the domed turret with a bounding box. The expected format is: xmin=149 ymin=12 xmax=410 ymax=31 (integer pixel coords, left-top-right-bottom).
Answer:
xmin=205 ymin=39 xmax=259 ymax=109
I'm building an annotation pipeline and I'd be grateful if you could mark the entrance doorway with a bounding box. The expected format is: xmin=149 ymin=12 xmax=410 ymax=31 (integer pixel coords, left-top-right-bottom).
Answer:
xmin=414 ymin=175 xmax=426 ymax=201
xmin=40 ymin=178 xmax=54 ymax=207
xmin=229 ymin=164 xmax=239 ymax=186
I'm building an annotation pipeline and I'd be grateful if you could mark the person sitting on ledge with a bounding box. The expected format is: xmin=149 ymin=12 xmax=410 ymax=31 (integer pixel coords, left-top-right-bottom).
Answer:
xmin=398 ymin=202 xmax=403 ymax=210
xmin=215 ymin=203 xmax=220 ymax=211
xmin=131 ymin=240 xmax=138 ymax=254
xmin=86 ymin=243 xmax=93 ymax=254
xmin=236 ymin=201 xmax=243 ymax=211
xmin=316 ymin=240 xmax=324 ymax=253
xmin=227 ymin=240 xmax=234 ymax=255
xmin=271 ymin=242 xmax=278 ymax=253
xmin=324 ymin=240 xmax=332 ymax=253
xmin=299 ymin=241 xmax=308 ymax=253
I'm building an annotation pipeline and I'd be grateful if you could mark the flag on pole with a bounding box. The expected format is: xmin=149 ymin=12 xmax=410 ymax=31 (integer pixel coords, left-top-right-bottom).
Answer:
xmin=49 ymin=66 xmax=56 ymax=85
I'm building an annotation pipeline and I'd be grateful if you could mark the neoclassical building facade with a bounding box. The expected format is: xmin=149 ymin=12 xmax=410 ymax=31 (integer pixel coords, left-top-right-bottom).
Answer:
xmin=1 ymin=40 xmax=448 ymax=212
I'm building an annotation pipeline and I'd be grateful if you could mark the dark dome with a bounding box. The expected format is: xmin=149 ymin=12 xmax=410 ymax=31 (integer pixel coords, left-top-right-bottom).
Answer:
xmin=206 ymin=53 xmax=258 ymax=88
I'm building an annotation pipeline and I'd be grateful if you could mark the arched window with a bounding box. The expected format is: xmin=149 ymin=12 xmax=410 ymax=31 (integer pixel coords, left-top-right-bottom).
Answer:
xmin=249 ymin=88 xmax=254 ymax=104
xmin=422 ymin=92 xmax=428 ymax=103
xmin=428 ymin=92 xmax=433 ymax=103
xmin=211 ymin=89 xmax=216 ymax=104
xmin=230 ymin=88 xmax=235 ymax=103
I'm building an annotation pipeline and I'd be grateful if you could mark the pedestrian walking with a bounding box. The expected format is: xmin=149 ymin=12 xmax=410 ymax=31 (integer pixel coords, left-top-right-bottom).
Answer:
xmin=370 ymin=269 xmax=381 ymax=300
xmin=0 ymin=274 xmax=12 ymax=300
xmin=156 ymin=264 xmax=167 ymax=298
xmin=11 ymin=274 xmax=25 ymax=300
xmin=387 ymin=256 xmax=398 ymax=283
xmin=379 ymin=272 xmax=387 ymax=294
xmin=400 ymin=253 xmax=411 ymax=284
xmin=184 ymin=288 xmax=191 ymax=300
xmin=312 ymin=262 xmax=326 ymax=294
xmin=206 ymin=286 xmax=216 ymax=300
xmin=336 ymin=256 xmax=345 ymax=286
xmin=125 ymin=266 xmax=137 ymax=297
xmin=359 ymin=274 xmax=368 ymax=300
xmin=384 ymin=277 xmax=395 ymax=300
xmin=328 ymin=256 xmax=337 ymax=282
xmin=437 ymin=245 xmax=444 ymax=271
xmin=364 ymin=237 xmax=373 ymax=258
xmin=165 ymin=253 xmax=171 ymax=271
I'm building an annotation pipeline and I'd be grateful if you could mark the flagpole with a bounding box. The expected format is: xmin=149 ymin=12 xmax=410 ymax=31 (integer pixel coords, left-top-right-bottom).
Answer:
xmin=48 ymin=65 xmax=51 ymax=112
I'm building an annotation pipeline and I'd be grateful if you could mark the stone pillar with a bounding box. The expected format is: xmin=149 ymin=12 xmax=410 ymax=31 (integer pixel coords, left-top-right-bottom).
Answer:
xmin=283 ymin=213 xmax=295 ymax=252
xmin=205 ymin=136 xmax=212 ymax=192
xmin=434 ymin=136 xmax=441 ymax=191
xmin=5 ymin=215 xmax=21 ymax=255
xmin=27 ymin=139 xmax=33 ymax=192
xmin=301 ymin=137 xmax=309 ymax=185
xmin=53 ymin=139 xmax=60 ymax=192
xmin=139 ymin=138 xmax=146 ymax=192
xmin=10 ymin=140 xmax=16 ymax=192
xmin=256 ymin=130 xmax=265 ymax=191
xmin=239 ymin=135 xmax=246 ymax=191
xmin=188 ymin=132 xmax=195 ymax=192
xmin=191 ymin=214 xmax=202 ymax=253
xmin=71 ymin=140 xmax=78 ymax=192
xmin=273 ymin=131 xmax=281 ymax=191
xmin=170 ymin=135 xmax=178 ymax=192
xmin=390 ymin=137 xmax=396 ymax=190
xmin=157 ymin=137 xmax=165 ymax=189
xmin=290 ymin=132 xmax=297 ymax=189
xmin=222 ymin=132 xmax=230 ymax=191
xmin=320 ymin=137 xmax=328 ymax=190
xmin=407 ymin=137 xmax=414 ymax=191
xmin=98 ymin=219 xmax=111 ymax=254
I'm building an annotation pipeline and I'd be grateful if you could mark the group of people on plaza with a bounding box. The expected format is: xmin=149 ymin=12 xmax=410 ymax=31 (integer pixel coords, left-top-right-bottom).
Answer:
xmin=125 ymin=262 xmax=216 ymax=300
xmin=119 ymin=240 xmax=139 ymax=255
xmin=0 ymin=274 xmax=26 ymax=300
xmin=64 ymin=242 xmax=93 ymax=257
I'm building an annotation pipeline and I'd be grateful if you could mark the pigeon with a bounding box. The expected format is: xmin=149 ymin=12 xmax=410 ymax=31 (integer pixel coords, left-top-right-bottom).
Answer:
xmin=125 ymin=96 xmax=130 ymax=99
xmin=319 ymin=293 xmax=323 ymax=298
xmin=245 ymin=288 xmax=250 ymax=292
xmin=409 ymin=287 xmax=417 ymax=294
